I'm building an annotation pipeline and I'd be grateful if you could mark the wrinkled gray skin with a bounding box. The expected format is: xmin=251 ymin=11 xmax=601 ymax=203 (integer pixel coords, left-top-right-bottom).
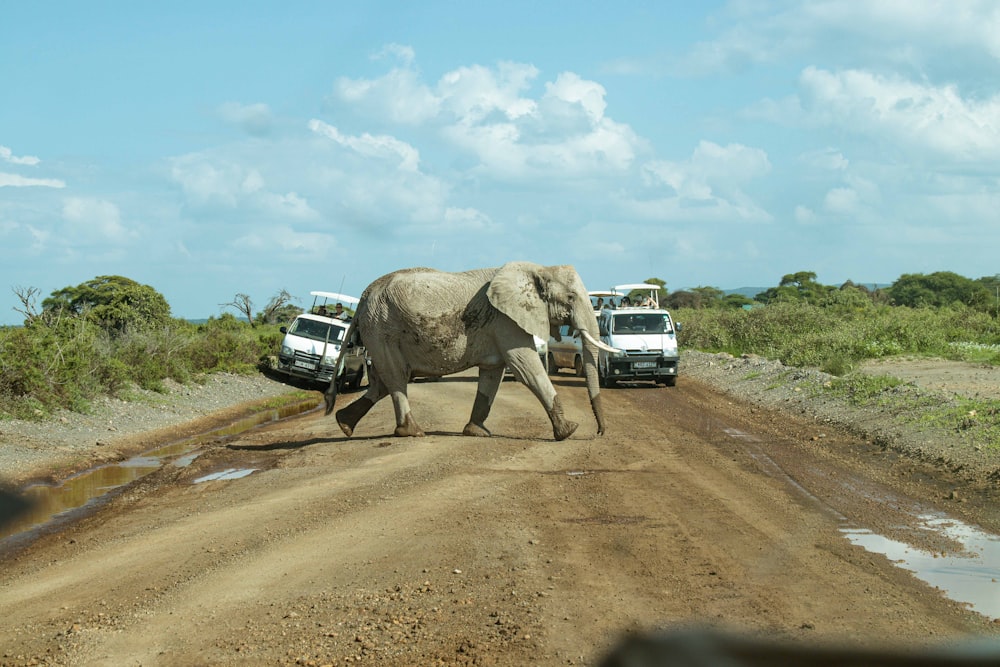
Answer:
xmin=324 ymin=262 xmax=605 ymax=441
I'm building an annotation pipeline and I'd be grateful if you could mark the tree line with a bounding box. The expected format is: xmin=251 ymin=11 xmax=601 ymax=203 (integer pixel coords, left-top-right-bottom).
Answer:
xmin=657 ymin=270 xmax=1000 ymax=313
xmin=3 ymin=269 xmax=999 ymax=420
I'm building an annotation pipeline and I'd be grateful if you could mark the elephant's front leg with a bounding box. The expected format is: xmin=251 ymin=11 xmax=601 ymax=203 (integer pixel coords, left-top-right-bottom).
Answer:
xmin=463 ymin=366 xmax=504 ymax=437
xmin=508 ymin=349 xmax=578 ymax=441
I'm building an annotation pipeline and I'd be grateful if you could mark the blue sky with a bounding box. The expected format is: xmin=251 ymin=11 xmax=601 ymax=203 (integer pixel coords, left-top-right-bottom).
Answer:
xmin=3 ymin=1 xmax=1000 ymax=324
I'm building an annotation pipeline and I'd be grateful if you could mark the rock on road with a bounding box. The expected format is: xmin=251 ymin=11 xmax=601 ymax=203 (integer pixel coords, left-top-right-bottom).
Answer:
xmin=1 ymin=371 xmax=996 ymax=666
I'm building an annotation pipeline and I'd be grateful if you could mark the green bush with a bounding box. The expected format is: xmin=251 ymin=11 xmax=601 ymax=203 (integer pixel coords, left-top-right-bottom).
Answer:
xmin=677 ymin=301 xmax=1000 ymax=375
xmin=0 ymin=314 xmax=284 ymax=419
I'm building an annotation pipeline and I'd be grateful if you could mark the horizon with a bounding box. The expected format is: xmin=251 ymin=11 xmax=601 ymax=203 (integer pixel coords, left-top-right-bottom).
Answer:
xmin=3 ymin=3 xmax=999 ymax=325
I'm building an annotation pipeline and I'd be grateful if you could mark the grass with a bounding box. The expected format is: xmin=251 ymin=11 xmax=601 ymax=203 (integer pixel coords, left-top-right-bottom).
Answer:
xmin=917 ymin=399 xmax=1000 ymax=452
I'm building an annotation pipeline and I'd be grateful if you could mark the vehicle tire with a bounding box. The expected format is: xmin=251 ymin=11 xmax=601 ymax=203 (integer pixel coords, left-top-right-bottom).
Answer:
xmin=598 ymin=363 xmax=615 ymax=388
xmin=663 ymin=376 xmax=677 ymax=387
xmin=547 ymin=353 xmax=557 ymax=375
xmin=573 ymin=356 xmax=585 ymax=378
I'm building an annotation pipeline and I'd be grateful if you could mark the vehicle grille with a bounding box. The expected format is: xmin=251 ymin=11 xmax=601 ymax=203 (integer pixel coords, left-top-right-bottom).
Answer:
xmin=296 ymin=351 xmax=321 ymax=363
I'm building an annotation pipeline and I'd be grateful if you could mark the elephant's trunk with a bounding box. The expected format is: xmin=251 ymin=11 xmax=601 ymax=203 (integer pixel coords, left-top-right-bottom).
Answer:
xmin=579 ymin=321 xmax=606 ymax=435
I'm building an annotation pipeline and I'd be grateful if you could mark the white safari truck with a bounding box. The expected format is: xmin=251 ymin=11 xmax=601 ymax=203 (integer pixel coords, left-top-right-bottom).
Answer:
xmin=593 ymin=283 xmax=681 ymax=387
xmin=276 ymin=291 xmax=367 ymax=390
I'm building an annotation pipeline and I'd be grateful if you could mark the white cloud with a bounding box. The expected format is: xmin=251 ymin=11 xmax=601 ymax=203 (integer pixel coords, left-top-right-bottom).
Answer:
xmin=233 ymin=225 xmax=336 ymax=258
xmin=676 ymin=2 xmax=1000 ymax=76
xmin=170 ymin=153 xmax=321 ymax=222
xmin=308 ymin=119 xmax=420 ymax=172
xmin=798 ymin=67 xmax=1000 ymax=162
xmin=217 ymin=102 xmax=273 ymax=136
xmin=62 ymin=197 xmax=136 ymax=243
xmin=638 ymin=141 xmax=771 ymax=215
xmin=0 ymin=146 xmax=41 ymax=166
xmin=257 ymin=191 xmax=319 ymax=220
xmin=330 ymin=54 xmax=645 ymax=180
xmin=794 ymin=205 xmax=818 ymax=224
xmin=799 ymin=148 xmax=849 ymax=171
xmin=0 ymin=172 xmax=66 ymax=188
xmin=335 ymin=45 xmax=441 ymax=125
xmin=438 ymin=61 xmax=539 ymax=123
xmin=170 ymin=157 xmax=247 ymax=207
xmin=823 ymin=187 xmax=860 ymax=215
xmin=623 ymin=141 xmax=772 ymax=224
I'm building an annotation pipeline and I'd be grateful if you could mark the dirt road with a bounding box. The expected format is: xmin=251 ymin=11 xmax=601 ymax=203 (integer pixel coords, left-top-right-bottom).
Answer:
xmin=1 ymin=371 xmax=997 ymax=665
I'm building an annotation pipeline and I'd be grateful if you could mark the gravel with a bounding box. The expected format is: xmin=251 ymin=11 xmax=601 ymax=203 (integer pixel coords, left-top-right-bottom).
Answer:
xmin=682 ymin=350 xmax=1000 ymax=485
xmin=2 ymin=351 xmax=999 ymax=489
xmin=0 ymin=373 xmax=301 ymax=485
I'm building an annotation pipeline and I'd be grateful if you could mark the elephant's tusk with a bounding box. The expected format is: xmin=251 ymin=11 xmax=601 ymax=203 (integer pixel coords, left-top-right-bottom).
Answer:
xmin=581 ymin=329 xmax=622 ymax=355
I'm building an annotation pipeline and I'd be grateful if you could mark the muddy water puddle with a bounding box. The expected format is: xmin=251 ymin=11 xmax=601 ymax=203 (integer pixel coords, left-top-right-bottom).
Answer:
xmin=720 ymin=424 xmax=1000 ymax=622
xmin=0 ymin=397 xmax=319 ymax=545
xmin=842 ymin=515 xmax=1000 ymax=620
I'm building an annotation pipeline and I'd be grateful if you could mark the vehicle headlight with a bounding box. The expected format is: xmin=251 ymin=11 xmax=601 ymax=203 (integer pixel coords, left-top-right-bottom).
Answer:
xmin=611 ymin=348 xmax=626 ymax=358
xmin=281 ymin=345 xmax=293 ymax=356
xmin=322 ymin=354 xmax=338 ymax=366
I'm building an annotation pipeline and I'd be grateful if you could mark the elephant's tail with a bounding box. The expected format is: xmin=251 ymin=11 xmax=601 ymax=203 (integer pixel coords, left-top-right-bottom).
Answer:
xmin=324 ymin=317 xmax=360 ymax=416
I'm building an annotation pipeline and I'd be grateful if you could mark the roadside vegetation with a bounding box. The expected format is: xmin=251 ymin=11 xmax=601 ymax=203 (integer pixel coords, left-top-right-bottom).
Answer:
xmin=1 ymin=276 xmax=294 ymax=420
xmin=669 ymin=270 xmax=1000 ymax=453
xmin=672 ymin=270 xmax=1000 ymax=375
xmin=3 ymin=269 xmax=1000 ymax=423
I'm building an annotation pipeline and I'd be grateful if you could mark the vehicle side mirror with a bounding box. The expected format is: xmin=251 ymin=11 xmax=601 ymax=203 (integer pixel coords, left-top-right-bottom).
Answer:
xmin=674 ymin=322 xmax=682 ymax=332
xmin=280 ymin=326 xmax=288 ymax=334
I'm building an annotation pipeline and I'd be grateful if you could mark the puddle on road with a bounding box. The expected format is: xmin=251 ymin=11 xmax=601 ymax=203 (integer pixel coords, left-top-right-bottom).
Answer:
xmin=0 ymin=397 xmax=318 ymax=545
xmin=720 ymin=424 xmax=1000 ymax=622
xmin=842 ymin=515 xmax=1000 ymax=621
xmin=194 ymin=468 xmax=258 ymax=483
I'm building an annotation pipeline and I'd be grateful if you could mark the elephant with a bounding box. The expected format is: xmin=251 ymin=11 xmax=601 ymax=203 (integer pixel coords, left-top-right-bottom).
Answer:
xmin=323 ymin=262 xmax=618 ymax=441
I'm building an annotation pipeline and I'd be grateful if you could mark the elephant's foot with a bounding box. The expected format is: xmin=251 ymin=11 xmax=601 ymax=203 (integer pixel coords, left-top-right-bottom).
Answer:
xmin=462 ymin=422 xmax=492 ymax=437
xmin=590 ymin=393 xmax=606 ymax=436
xmin=336 ymin=397 xmax=375 ymax=437
xmin=548 ymin=395 xmax=578 ymax=441
xmin=464 ymin=389 xmax=494 ymax=438
xmin=394 ymin=413 xmax=425 ymax=437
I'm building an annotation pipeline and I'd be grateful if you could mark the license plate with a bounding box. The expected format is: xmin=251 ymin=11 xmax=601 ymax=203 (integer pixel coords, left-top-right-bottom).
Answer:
xmin=634 ymin=361 xmax=656 ymax=369
xmin=294 ymin=360 xmax=317 ymax=370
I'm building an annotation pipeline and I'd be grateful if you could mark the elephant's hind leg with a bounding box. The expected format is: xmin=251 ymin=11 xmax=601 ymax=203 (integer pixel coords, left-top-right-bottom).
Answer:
xmin=463 ymin=366 xmax=504 ymax=437
xmin=336 ymin=374 xmax=388 ymax=437
xmin=336 ymin=397 xmax=374 ymax=437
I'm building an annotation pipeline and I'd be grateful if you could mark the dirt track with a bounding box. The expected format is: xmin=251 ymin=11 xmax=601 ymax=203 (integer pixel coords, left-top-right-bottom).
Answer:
xmin=1 ymin=371 xmax=998 ymax=665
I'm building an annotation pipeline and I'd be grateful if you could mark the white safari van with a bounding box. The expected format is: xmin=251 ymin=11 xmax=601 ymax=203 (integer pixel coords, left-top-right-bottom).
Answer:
xmin=594 ymin=283 xmax=680 ymax=387
xmin=277 ymin=291 xmax=367 ymax=390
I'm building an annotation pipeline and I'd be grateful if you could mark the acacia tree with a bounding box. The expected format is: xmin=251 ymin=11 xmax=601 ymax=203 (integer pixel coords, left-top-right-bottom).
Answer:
xmin=756 ymin=271 xmax=832 ymax=305
xmin=42 ymin=275 xmax=172 ymax=334
xmin=624 ymin=277 xmax=668 ymax=304
xmin=221 ymin=293 xmax=255 ymax=326
xmin=257 ymin=289 xmax=298 ymax=325
xmin=11 ymin=286 xmax=43 ymax=324
xmin=889 ymin=272 xmax=991 ymax=310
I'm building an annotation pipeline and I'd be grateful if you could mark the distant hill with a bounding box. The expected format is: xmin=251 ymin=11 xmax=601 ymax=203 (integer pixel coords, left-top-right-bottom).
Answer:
xmin=724 ymin=287 xmax=768 ymax=299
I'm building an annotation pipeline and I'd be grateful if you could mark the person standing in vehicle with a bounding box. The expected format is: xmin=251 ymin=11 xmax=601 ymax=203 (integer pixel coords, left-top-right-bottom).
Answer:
xmin=334 ymin=303 xmax=349 ymax=320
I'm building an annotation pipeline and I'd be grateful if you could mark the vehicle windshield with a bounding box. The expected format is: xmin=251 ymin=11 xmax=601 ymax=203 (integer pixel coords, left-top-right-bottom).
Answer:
xmin=611 ymin=313 xmax=673 ymax=334
xmin=288 ymin=318 xmax=346 ymax=342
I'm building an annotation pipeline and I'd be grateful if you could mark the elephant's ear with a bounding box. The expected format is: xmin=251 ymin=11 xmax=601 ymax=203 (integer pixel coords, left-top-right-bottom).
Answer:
xmin=487 ymin=262 xmax=550 ymax=341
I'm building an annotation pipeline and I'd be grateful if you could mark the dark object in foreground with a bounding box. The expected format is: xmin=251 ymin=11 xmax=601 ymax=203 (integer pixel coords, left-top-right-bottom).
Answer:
xmin=600 ymin=629 xmax=1000 ymax=667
